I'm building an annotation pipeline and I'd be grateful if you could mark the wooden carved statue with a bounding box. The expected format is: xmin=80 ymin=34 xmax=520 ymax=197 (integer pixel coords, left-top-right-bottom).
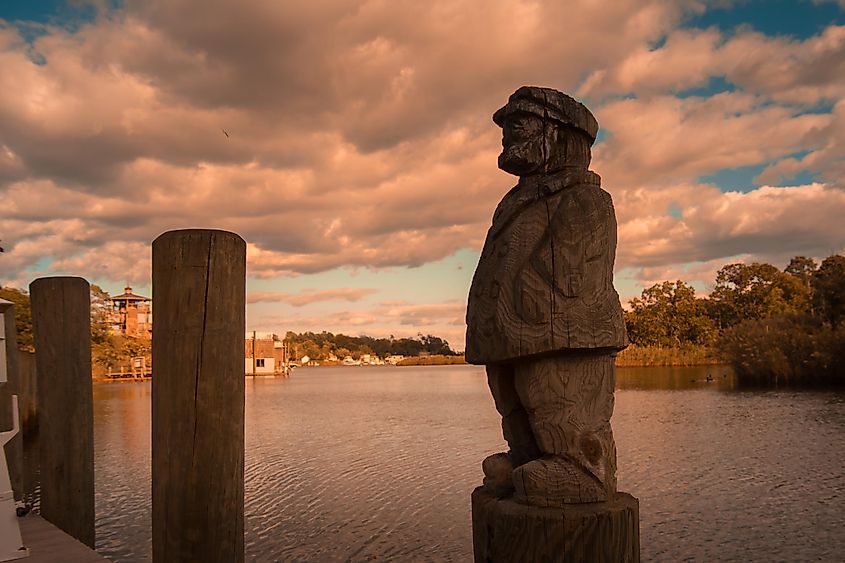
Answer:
xmin=467 ymin=86 xmax=628 ymax=507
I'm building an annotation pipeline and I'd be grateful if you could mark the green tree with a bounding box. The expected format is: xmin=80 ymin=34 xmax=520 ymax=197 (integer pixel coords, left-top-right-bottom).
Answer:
xmin=122 ymin=336 xmax=151 ymax=359
xmin=90 ymin=284 xmax=113 ymax=345
xmin=300 ymin=339 xmax=322 ymax=360
xmin=351 ymin=345 xmax=374 ymax=360
xmin=784 ymin=256 xmax=817 ymax=289
xmin=0 ymin=286 xmax=34 ymax=351
xmin=419 ymin=334 xmax=456 ymax=355
xmin=625 ymin=280 xmax=716 ymax=347
xmin=708 ymin=262 xmax=811 ymax=329
xmin=812 ymin=255 xmax=845 ymax=327
xmin=335 ymin=347 xmax=352 ymax=359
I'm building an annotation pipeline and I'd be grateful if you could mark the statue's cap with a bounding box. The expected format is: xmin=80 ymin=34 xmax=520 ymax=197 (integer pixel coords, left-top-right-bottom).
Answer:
xmin=493 ymin=86 xmax=598 ymax=143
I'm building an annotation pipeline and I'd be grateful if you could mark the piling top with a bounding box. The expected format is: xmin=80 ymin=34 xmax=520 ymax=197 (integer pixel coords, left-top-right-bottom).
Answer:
xmin=29 ymin=277 xmax=90 ymax=295
xmin=30 ymin=276 xmax=89 ymax=285
xmin=153 ymin=229 xmax=245 ymax=246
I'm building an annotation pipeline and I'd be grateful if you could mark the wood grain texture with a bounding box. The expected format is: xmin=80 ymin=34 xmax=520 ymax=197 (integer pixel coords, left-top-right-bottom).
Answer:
xmin=466 ymin=170 xmax=627 ymax=365
xmin=152 ymin=229 xmax=245 ymax=563
xmin=29 ymin=276 xmax=94 ymax=548
xmin=511 ymin=355 xmax=617 ymax=504
xmin=472 ymin=487 xmax=640 ymax=563
xmin=486 ymin=364 xmax=539 ymax=468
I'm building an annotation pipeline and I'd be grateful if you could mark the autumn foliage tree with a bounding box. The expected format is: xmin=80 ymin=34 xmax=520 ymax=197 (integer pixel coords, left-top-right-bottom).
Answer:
xmin=625 ymin=281 xmax=715 ymax=347
xmin=707 ymin=262 xmax=812 ymax=329
xmin=714 ymin=255 xmax=845 ymax=386
xmin=812 ymin=255 xmax=845 ymax=327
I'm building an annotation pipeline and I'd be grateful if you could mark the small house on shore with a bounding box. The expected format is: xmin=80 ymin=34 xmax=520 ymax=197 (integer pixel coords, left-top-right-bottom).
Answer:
xmin=245 ymin=332 xmax=290 ymax=375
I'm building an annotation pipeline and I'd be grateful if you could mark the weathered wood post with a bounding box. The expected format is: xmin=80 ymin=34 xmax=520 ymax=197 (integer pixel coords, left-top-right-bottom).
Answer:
xmin=152 ymin=229 xmax=246 ymax=563
xmin=466 ymin=87 xmax=639 ymax=561
xmin=29 ymin=276 xmax=95 ymax=548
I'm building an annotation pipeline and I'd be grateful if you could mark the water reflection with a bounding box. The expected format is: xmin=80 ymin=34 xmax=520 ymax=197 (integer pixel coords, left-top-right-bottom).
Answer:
xmin=617 ymin=365 xmax=735 ymax=391
xmin=61 ymin=366 xmax=845 ymax=561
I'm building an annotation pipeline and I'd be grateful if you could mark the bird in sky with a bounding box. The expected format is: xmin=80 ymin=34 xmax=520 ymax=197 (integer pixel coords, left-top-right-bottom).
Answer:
xmin=222 ymin=128 xmax=229 ymax=138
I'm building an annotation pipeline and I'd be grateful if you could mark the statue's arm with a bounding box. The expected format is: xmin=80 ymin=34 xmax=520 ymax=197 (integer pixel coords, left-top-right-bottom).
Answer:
xmin=529 ymin=187 xmax=611 ymax=301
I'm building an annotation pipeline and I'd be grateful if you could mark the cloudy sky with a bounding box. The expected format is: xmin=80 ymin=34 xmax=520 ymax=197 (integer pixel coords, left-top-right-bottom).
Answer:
xmin=2 ymin=0 xmax=845 ymax=350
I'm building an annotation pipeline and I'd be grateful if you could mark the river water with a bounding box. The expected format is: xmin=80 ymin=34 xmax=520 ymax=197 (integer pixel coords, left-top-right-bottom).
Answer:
xmin=87 ymin=365 xmax=844 ymax=561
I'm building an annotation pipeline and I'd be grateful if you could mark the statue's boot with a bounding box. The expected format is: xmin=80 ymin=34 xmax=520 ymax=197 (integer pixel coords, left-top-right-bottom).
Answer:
xmin=512 ymin=455 xmax=608 ymax=506
xmin=481 ymin=452 xmax=514 ymax=494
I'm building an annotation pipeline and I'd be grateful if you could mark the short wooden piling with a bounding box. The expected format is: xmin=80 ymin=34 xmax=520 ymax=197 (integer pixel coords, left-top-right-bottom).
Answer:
xmin=29 ymin=276 xmax=94 ymax=548
xmin=472 ymin=488 xmax=640 ymax=562
xmin=152 ymin=229 xmax=246 ymax=563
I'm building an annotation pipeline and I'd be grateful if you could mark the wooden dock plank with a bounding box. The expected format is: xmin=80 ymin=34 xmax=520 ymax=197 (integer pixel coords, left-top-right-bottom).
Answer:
xmin=18 ymin=514 xmax=110 ymax=562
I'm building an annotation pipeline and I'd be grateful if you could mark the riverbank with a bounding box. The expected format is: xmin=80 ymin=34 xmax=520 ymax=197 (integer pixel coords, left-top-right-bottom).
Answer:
xmin=615 ymin=344 xmax=719 ymax=367
xmin=397 ymin=354 xmax=466 ymax=366
xmin=394 ymin=347 xmax=722 ymax=367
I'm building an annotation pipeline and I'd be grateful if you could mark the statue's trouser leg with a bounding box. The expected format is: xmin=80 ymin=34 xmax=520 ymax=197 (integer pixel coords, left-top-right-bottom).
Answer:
xmin=482 ymin=364 xmax=540 ymax=491
xmin=487 ymin=364 xmax=540 ymax=466
xmin=511 ymin=354 xmax=617 ymax=505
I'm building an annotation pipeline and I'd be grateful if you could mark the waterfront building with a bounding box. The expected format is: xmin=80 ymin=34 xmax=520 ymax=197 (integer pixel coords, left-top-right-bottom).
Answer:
xmin=245 ymin=331 xmax=290 ymax=375
xmin=109 ymin=287 xmax=152 ymax=338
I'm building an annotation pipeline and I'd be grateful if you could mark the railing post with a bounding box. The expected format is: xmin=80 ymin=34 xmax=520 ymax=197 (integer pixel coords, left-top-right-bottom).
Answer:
xmin=0 ymin=299 xmax=23 ymax=502
xmin=152 ymin=229 xmax=246 ymax=563
xmin=29 ymin=276 xmax=94 ymax=548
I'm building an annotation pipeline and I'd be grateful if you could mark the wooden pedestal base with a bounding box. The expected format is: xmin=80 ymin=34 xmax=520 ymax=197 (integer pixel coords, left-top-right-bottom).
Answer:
xmin=471 ymin=487 xmax=640 ymax=563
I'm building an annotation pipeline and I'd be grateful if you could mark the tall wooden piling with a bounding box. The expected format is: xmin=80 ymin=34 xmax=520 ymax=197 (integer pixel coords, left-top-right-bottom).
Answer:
xmin=29 ymin=276 xmax=94 ymax=548
xmin=152 ymin=229 xmax=246 ymax=563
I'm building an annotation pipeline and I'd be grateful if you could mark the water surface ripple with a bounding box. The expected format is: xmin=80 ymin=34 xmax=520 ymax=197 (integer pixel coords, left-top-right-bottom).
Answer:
xmin=87 ymin=365 xmax=844 ymax=561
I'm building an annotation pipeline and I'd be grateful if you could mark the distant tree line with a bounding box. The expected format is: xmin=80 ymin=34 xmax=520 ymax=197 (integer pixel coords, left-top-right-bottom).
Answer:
xmin=283 ymin=331 xmax=458 ymax=361
xmin=625 ymin=255 xmax=845 ymax=386
xmin=1 ymin=285 xmax=458 ymax=370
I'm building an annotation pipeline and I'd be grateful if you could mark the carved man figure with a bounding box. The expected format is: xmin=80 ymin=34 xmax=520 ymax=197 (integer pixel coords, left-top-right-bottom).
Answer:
xmin=466 ymin=86 xmax=628 ymax=506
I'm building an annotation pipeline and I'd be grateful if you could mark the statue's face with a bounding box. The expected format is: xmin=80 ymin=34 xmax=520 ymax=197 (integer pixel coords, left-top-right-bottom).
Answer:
xmin=498 ymin=113 xmax=545 ymax=176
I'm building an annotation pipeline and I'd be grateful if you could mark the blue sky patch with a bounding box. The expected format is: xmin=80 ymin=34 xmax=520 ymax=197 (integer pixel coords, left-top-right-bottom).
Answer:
xmin=0 ymin=0 xmax=122 ymax=40
xmin=0 ymin=0 xmax=98 ymax=27
xmin=699 ymin=163 xmax=768 ymax=192
xmin=794 ymin=100 xmax=837 ymax=115
xmin=0 ymin=0 xmax=74 ymax=24
xmin=685 ymin=0 xmax=845 ymax=39
xmin=667 ymin=202 xmax=684 ymax=219
xmin=677 ymin=76 xmax=737 ymax=99
xmin=781 ymin=169 xmax=819 ymax=186
xmin=594 ymin=128 xmax=608 ymax=145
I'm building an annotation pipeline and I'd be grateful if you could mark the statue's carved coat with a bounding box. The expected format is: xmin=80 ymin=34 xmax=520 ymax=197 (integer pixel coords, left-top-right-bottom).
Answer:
xmin=466 ymin=169 xmax=628 ymax=364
